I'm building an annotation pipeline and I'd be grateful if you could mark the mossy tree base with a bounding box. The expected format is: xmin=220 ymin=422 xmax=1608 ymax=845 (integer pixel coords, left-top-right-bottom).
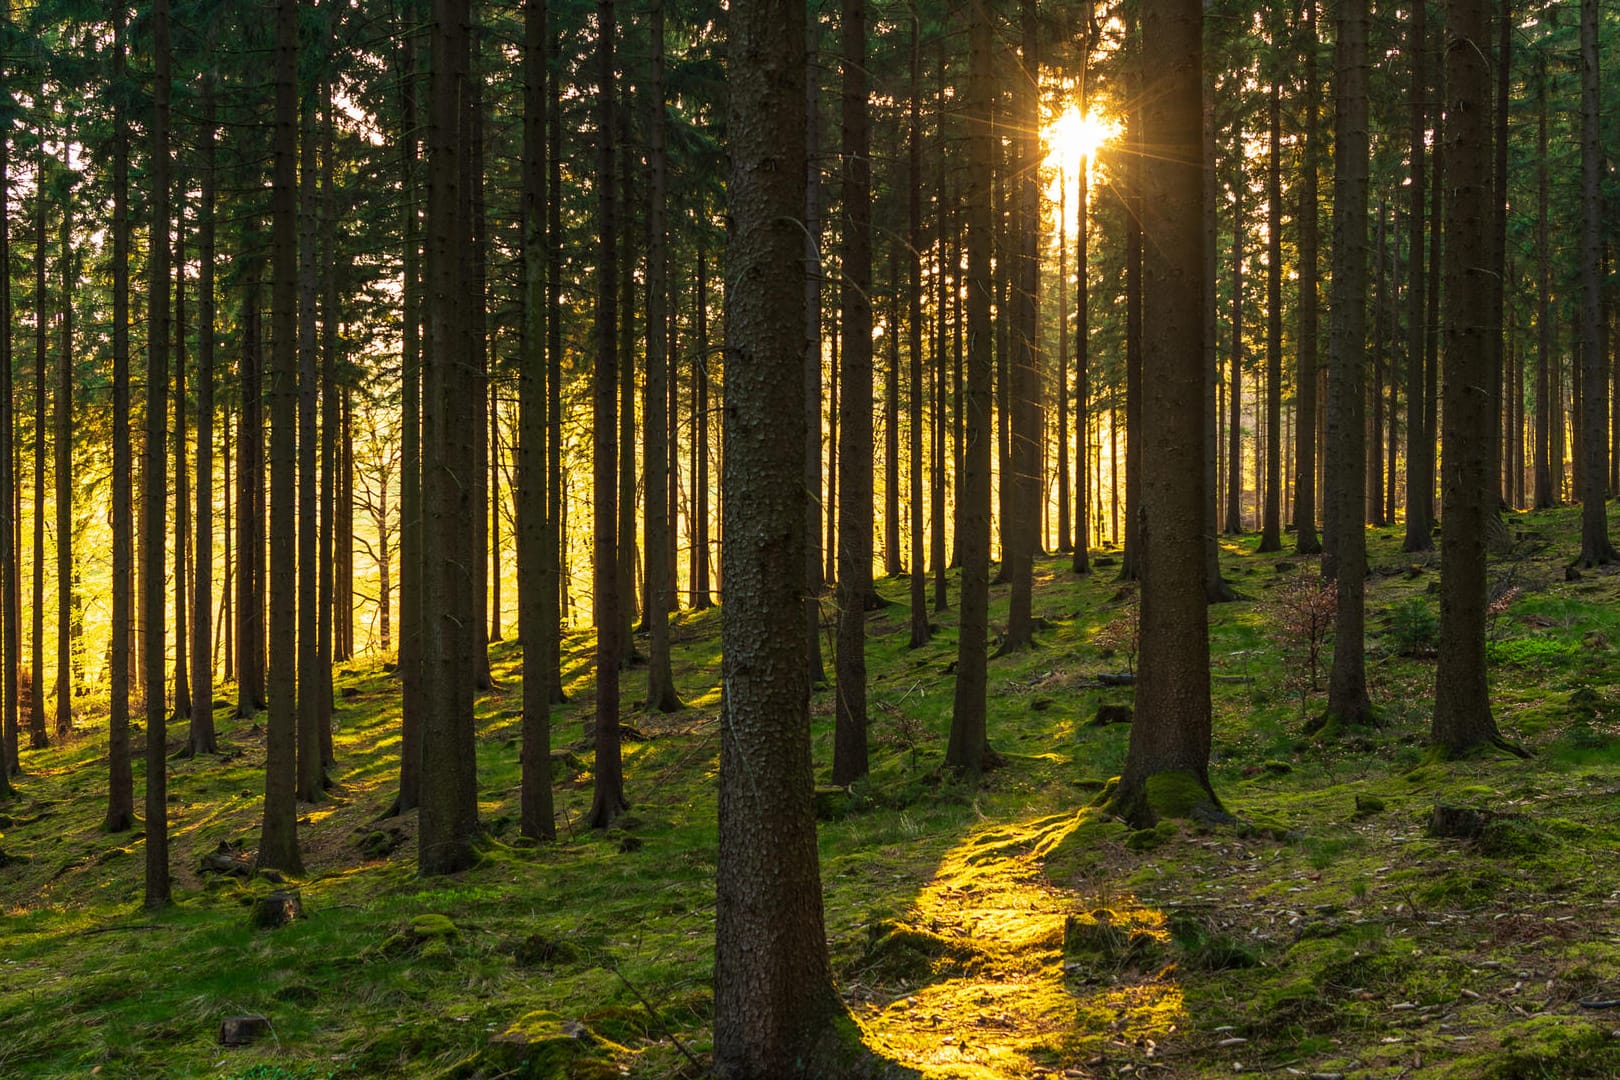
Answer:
xmin=1105 ymin=769 xmax=1231 ymax=830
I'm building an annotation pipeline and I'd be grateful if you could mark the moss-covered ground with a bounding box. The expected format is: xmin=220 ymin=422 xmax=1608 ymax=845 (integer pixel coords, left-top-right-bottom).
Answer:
xmin=5 ymin=506 xmax=1620 ymax=1078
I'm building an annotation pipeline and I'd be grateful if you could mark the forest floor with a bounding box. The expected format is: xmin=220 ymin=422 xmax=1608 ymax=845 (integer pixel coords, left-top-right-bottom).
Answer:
xmin=5 ymin=508 xmax=1620 ymax=1079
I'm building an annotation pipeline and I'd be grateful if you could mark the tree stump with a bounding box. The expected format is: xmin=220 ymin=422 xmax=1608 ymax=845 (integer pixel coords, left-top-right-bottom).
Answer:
xmin=1090 ymin=704 xmax=1133 ymax=727
xmin=248 ymin=890 xmax=303 ymax=930
xmin=218 ymin=1015 xmax=271 ymax=1047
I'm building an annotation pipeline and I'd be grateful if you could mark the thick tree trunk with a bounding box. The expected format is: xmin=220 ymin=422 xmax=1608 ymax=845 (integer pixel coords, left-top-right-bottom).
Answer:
xmin=1533 ymin=60 xmax=1553 ymax=510
xmin=1110 ymin=0 xmax=1221 ymax=828
xmin=1323 ymin=0 xmax=1375 ymax=729
xmin=1433 ymin=0 xmax=1513 ymax=754
xmin=713 ymin=0 xmax=861 ymax=1068
xmin=805 ymin=17 xmax=828 ymax=677
xmin=419 ymin=0 xmax=481 ymax=871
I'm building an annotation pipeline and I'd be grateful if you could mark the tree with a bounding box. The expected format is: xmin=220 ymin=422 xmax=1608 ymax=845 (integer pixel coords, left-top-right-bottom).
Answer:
xmin=713 ymin=0 xmax=881 ymax=1069
xmin=260 ymin=0 xmax=305 ymax=877
xmin=586 ymin=0 xmax=629 ymax=830
xmin=1257 ymin=59 xmax=1283 ymax=554
xmin=1321 ymin=0 xmax=1375 ymax=730
xmin=0 ymin=0 xmax=15 ymax=794
xmin=643 ymin=0 xmax=682 ymax=710
xmin=833 ymin=0 xmax=872 ymax=787
xmin=418 ymin=0 xmax=481 ymax=870
xmin=1292 ymin=0 xmax=1322 ymax=556
xmin=1574 ymin=0 xmax=1615 ymax=568
xmin=907 ymin=13 xmax=929 ymax=650
xmin=1109 ymin=0 xmax=1221 ymax=828
xmin=1432 ymin=0 xmax=1519 ymax=756
xmin=145 ymin=0 xmax=174 ymax=908
xmin=945 ymin=0 xmax=994 ymax=779
xmin=103 ymin=2 xmax=132 ymax=826
xmin=189 ymin=75 xmax=218 ymax=757
xmin=1401 ymin=0 xmax=1433 ymax=552
xmin=297 ymin=65 xmax=324 ymax=804
xmin=517 ymin=0 xmax=556 ymax=842
xmin=55 ymin=166 xmax=74 ymax=740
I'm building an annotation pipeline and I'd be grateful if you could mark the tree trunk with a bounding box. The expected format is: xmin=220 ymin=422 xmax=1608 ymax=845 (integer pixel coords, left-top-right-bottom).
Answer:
xmin=394 ymin=16 xmax=424 ymax=812
xmin=644 ymin=0 xmax=682 ymax=710
xmin=586 ymin=0 xmax=628 ymax=829
xmin=102 ymin=4 xmax=132 ymax=822
xmin=518 ymin=0 xmax=556 ymax=841
xmin=173 ymin=190 xmax=192 ymax=724
xmin=30 ymin=145 xmax=48 ymax=752
xmin=1294 ymin=0 xmax=1322 ymax=555
xmin=296 ymin=84 xmax=324 ymax=804
xmin=1110 ymin=0 xmax=1221 ymax=828
xmin=547 ymin=14 xmax=567 ymax=701
xmin=1369 ymin=202 xmax=1386 ymax=528
xmin=1575 ymin=0 xmax=1615 ymax=565
xmin=318 ymin=79 xmax=339 ymax=772
xmin=260 ymin=0 xmax=305 ymax=877
xmin=1403 ymin=0 xmax=1433 ymax=550
xmin=145 ymin=0 xmax=174 ymax=907
xmin=419 ymin=0 xmax=481 ymax=870
xmin=1224 ymin=161 xmax=1244 ymax=536
xmin=805 ymin=16 xmax=828 ymax=677
xmin=907 ymin=15 xmax=929 ymax=648
xmin=1323 ymin=0 xmax=1374 ymax=729
xmin=190 ymin=78 xmax=218 ymax=756
xmin=692 ymin=232 xmax=713 ymax=609
xmin=714 ymin=0 xmax=860 ymax=1066
xmin=1259 ymin=72 xmax=1283 ymax=552
xmin=1533 ymin=57 xmax=1553 ymax=510
xmin=55 ymin=170 xmax=75 ymax=738
xmin=833 ymin=0 xmax=872 ymax=787
xmin=946 ymin=0 xmax=996 ymax=778
xmin=1120 ymin=24 xmax=1143 ymax=584
xmin=1433 ymin=0 xmax=1513 ymax=754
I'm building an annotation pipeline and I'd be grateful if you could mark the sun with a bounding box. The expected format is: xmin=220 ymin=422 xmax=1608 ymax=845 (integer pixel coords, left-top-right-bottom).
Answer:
xmin=1044 ymin=105 xmax=1119 ymax=175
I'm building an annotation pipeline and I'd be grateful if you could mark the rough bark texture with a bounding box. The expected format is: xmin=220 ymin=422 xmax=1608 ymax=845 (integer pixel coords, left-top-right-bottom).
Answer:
xmin=1293 ymin=0 xmax=1322 ymax=556
xmin=190 ymin=81 xmax=218 ymax=756
xmin=1403 ymin=0 xmax=1434 ymax=552
xmin=260 ymin=0 xmax=304 ymax=877
xmin=145 ymin=0 xmax=174 ymax=907
xmin=103 ymin=5 xmax=132 ymax=823
xmin=946 ymin=0 xmax=994 ymax=779
xmin=587 ymin=0 xmax=628 ymax=830
xmin=1323 ymin=0 xmax=1375 ymax=729
xmin=1576 ymin=0 xmax=1616 ymax=566
xmin=396 ymin=16 xmax=424 ymax=813
xmin=644 ymin=0 xmax=682 ymax=711
xmin=712 ymin=2 xmax=850 ymax=1068
xmin=518 ymin=0 xmax=556 ymax=842
xmin=1433 ymin=0 xmax=1511 ymax=754
xmin=1259 ymin=74 xmax=1283 ymax=553
xmin=833 ymin=0 xmax=872 ymax=787
xmin=1110 ymin=0 xmax=1221 ymax=829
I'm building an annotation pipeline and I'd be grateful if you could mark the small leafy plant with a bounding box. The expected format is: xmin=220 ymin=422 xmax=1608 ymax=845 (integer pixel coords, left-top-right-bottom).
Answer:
xmin=1265 ymin=569 xmax=1337 ymax=716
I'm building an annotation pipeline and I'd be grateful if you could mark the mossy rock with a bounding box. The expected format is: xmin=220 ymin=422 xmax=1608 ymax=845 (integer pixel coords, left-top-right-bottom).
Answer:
xmin=378 ymin=913 xmax=461 ymax=961
xmin=467 ymin=1011 xmax=621 ymax=1080
xmin=513 ymin=934 xmax=581 ymax=968
xmin=1352 ymin=794 xmax=1386 ymax=819
xmin=1477 ymin=816 xmax=1553 ymax=858
xmin=1124 ymin=820 xmax=1176 ymax=852
xmin=858 ymin=920 xmax=979 ymax=983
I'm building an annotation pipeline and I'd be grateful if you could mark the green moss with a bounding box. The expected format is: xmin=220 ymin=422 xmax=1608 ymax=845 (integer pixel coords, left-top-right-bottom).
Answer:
xmin=1434 ymin=1016 xmax=1619 ymax=1079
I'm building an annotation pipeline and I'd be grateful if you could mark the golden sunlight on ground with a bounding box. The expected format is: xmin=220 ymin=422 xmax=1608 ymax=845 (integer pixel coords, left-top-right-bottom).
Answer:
xmin=856 ymin=812 xmax=1184 ymax=1078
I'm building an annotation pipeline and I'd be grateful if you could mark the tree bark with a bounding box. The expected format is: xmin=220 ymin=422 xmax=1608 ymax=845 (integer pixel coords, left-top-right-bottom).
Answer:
xmin=1576 ymin=0 xmax=1615 ymax=566
xmin=1403 ymin=0 xmax=1434 ymax=550
xmin=946 ymin=0 xmax=995 ymax=779
xmin=145 ymin=0 xmax=174 ymax=906
xmin=1259 ymin=72 xmax=1283 ymax=552
xmin=587 ymin=0 xmax=629 ymax=829
xmin=1323 ymin=0 xmax=1375 ymax=729
xmin=190 ymin=78 xmax=218 ymax=756
xmin=1294 ymin=0 xmax=1322 ymax=555
xmin=907 ymin=15 xmax=929 ymax=649
xmin=833 ymin=0 xmax=872 ymax=786
xmin=1110 ymin=0 xmax=1221 ymax=828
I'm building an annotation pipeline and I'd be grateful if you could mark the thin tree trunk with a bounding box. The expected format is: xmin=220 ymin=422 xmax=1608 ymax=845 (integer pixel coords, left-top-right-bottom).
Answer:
xmin=586 ymin=0 xmax=628 ymax=829
xmin=908 ymin=15 xmax=929 ymax=648
xmin=30 ymin=145 xmax=47 ymax=752
xmin=190 ymin=79 xmax=218 ymax=755
xmin=1294 ymin=0 xmax=1323 ymax=555
xmin=1403 ymin=0 xmax=1433 ymax=550
xmin=1259 ymin=72 xmax=1283 ymax=552
xmin=833 ymin=0 xmax=873 ymax=786
xmin=55 ymin=169 xmax=74 ymax=738
xmin=173 ymin=191 xmax=192 ymax=724
xmin=144 ymin=0 xmax=175 ymax=906
xmin=296 ymin=85 xmax=323 ymax=804
xmin=0 ymin=0 xmax=15 ymax=794
xmin=1225 ymin=161 xmax=1244 ymax=537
